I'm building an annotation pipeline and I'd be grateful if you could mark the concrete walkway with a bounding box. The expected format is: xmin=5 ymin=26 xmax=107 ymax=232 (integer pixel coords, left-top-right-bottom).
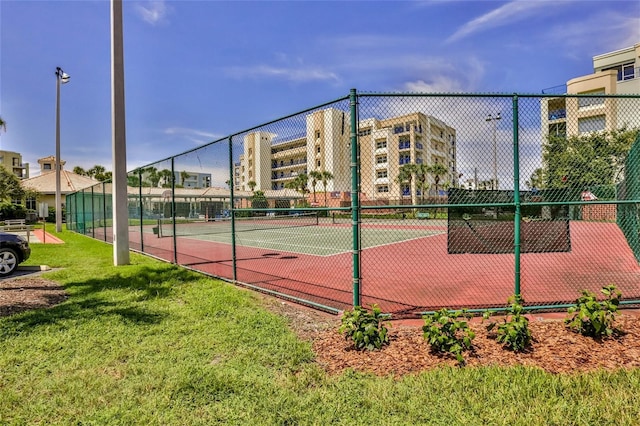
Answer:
xmin=4 ymin=228 xmax=64 ymax=244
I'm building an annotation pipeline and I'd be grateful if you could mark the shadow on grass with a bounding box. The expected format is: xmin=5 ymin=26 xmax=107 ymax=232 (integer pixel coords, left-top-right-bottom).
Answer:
xmin=0 ymin=265 xmax=203 ymax=336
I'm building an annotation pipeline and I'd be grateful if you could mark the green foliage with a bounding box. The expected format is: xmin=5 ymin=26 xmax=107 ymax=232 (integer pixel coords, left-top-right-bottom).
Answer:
xmin=543 ymin=127 xmax=639 ymax=188
xmin=0 ymin=165 xmax=24 ymax=203
xmin=251 ymin=190 xmax=268 ymax=209
xmin=422 ymin=308 xmax=475 ymax=365
xmin=339 ymin=305 xmax=390 ymax=351
xmin=565 ymin=285 xmax=622 ymax=338
xmin=0 ymin=201 xmax=27 ymax=221
xmin=483 ymin=295 xmax=532 ymax=352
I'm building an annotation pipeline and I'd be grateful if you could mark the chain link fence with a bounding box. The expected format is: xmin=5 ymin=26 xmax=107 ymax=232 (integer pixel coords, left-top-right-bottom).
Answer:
xmin=66 ymin=91 xmax=640 ymax=317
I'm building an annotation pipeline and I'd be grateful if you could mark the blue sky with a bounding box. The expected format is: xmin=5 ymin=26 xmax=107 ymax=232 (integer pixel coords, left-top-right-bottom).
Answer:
xmin=1 ymin=0 xmax=639 ymax=177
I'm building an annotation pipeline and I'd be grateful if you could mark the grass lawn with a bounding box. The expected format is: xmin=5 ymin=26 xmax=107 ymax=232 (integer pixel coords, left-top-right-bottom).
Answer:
xmin=1 ymin=229 xmax=639 ymax=424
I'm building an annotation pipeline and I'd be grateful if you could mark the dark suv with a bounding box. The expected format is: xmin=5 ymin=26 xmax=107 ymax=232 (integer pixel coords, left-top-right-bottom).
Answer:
xmin=0 ymin=232 xmax=31 ymax=276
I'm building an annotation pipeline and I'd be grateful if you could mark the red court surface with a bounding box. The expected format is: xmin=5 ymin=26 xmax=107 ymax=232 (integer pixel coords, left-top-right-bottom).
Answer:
xmin=123 ymin=220 xmax=640 ymax=317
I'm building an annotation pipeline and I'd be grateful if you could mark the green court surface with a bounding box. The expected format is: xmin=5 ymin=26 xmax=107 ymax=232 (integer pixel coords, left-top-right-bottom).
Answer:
xmin=162 ymin=220 xmax=444 ymax=256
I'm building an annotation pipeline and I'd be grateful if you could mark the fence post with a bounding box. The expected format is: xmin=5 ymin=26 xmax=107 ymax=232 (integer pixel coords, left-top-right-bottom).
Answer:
xmin=171 ymin=157 xmax=177 ymax=264
xmin=350 ymin=88 xmax=361 ymax=307
xmin=91 ymin=186 xmax=96 ymax=239
xmin=512 ymin=94 xmax=521 ymax=297
xmin=138 ymin=170 xmax=144 ymax=250
xmin=228 ymin=136 xmax=237 ymax=282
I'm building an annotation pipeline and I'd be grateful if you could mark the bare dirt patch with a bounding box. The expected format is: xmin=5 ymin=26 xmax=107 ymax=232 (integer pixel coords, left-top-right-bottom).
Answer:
xmin=264 ymin=297 xmax=640 ymax=376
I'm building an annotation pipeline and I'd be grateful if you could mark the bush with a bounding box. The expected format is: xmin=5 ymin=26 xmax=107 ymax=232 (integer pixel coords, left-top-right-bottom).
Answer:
xmin=565 ymin=285 xmax=622 ymax=338
xmin=339 ymin=305 xmax=390 ymax=351
xmin=0 ymin=202 xmax=27 ymax=221
xmin=483 ymin=295 xmax=532 ymax=352
xmin=422 ymin=308 xmax=475 ymax=365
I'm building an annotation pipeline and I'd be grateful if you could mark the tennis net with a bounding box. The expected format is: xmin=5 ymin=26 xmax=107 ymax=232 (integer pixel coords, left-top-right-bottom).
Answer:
xmin=156 ymin=212 xmax=319 ymax=237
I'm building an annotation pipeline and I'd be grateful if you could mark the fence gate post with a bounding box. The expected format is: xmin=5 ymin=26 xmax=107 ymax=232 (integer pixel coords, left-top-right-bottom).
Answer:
xmin=228 ymin=136 xmax=237 ymax=282
xmin=350 ymin=88 xmax=361 ymax=307
xmin=512 ymin=94 xmax=521 ymax=297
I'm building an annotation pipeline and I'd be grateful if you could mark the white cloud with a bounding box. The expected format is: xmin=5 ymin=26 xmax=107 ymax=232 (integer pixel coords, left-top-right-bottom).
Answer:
xmin=164 ymin=127 xmax=223 ymax=145
xmin=135 ymin=1 xmax=170 ymax=25
xmin=545 ymin=11 xmax=640 ymax=56
xmin=446 ymin=0 xmax=563 ymax=43
xmin=225 ymin=65 xmax=340 ymax=83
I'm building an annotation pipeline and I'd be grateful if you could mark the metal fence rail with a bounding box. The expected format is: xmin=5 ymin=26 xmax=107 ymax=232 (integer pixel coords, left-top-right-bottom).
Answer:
xmin=67 ymin=90 xmax=640 ymax=317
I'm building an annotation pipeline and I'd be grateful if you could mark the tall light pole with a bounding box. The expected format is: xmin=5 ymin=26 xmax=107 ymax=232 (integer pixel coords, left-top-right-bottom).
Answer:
xmin=486 ymin=112 xmax=501 ymax=190
xmin=55 ymin=67 xmax=70 ymax=233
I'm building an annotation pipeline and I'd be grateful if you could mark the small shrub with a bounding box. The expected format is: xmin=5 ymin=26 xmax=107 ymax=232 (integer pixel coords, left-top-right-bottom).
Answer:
xmin=483 ymin=295 xmax=531 ymax=352
xmin=339 ymin=304 xmax=389 ymax=351
xmin=565 ymin=285 xmax=622 ymax=338
xmin=422 ymin=308 xmax=475 ymax=365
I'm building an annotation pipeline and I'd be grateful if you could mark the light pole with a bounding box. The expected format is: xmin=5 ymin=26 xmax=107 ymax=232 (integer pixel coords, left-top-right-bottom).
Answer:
xmin=486 ymin=112 xmax=501 ymax=190
xmin=55 ymin=67 xmax=70 ymax=233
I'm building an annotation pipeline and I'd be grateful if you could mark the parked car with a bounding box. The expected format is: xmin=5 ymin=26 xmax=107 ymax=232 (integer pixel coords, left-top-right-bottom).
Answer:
xmin=0 ymin=232 xmax=31 ymax=276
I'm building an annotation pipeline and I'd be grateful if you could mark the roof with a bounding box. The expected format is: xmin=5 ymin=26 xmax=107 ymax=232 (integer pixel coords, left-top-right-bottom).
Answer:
xmin=21 ymin=170 xmax=98 ymax=195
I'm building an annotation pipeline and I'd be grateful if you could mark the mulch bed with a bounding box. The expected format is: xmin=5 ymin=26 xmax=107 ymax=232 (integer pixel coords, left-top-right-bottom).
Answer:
xmin=0 ymin=277 xmax=68 ymax=317
xmin=266 ymin=298 xmax=640 ymax=375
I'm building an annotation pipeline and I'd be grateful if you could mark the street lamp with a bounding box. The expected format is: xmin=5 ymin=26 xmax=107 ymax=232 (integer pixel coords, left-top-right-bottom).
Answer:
xmin=486 ymin=112 xmax=501 ymax=190
xmin=55 ymin=67 xmax=70 ymax=233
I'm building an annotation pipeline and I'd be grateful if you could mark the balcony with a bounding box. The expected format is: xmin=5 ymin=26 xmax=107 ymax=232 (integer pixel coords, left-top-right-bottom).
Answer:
xmin=272 ymin=158 xmax=307 ymax=169
xmin=398 ymin=141 xmax=411 ymax=150
xmin=548 ymin=109 xmax=567 ymax=120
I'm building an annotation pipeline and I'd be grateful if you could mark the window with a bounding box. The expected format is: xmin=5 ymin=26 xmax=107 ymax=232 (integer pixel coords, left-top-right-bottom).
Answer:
xmin=376 ymin=140 xmax=387 ymax=149
xmin=376 ymin=185 xmax=389 ymax=193
xmin=43 ymin=163 xmax=52 ymax=170
xmin=12 ymin=158 xmax=20 ymax=166
xmin=358 ymin=128 xmax=371 ymax=136
xmin=399 ymin=154 xmax=411 ymax=165
xmin=317 ymin=160 xmax=321 ymax=167
xmin=398 ymin=139 xmax=410 ymax=149
xmin=401 ymin=185 xmax=410 ymax=196
xmin=26 ymin=197 xmax=37 ymax=210
xmin=376 ymin=170 xmax=388 ymax=179
xmin=315 ymin=130 xmax=320 ymax=139
xmin=248 ymin=148 xmax=253 ymax=156
xmin=376 ymin=155 xmax=387 ymax=164
xmin=578 ymin=115 xmax=606 ymax=134
xmin=603 ymin=62 xmax=635 ymax=81
xmin=317 ymin=146 xmax=321 ymax=153
xmin=578 ymin=90 xmax=605 ymax=109
xmin=393 ymin=125 xmax=405 ymax=134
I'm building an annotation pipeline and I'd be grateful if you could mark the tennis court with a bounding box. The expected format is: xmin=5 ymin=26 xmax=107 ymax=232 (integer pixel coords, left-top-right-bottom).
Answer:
xmin=126 ymin=216 xmax=640 ymax=317
xmin=152 ymin=215 xmax=446 ymax=256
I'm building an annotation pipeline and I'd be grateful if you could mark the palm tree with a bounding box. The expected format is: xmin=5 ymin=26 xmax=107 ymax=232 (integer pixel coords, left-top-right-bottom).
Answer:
xmin=396 ymin=164 xmax=417 ymax=206
xmin=414 ymin=164 xmax=430 ymax=204
xmin=180 ymin=170 xmax=191 ymax=186
xmin=285 ymin=173 xmax=309 ymax=206
xmin=319 ymin=170 xmax=334 ymax=207
xmin=73 ymin=166 xmax=87 ymax=176
xmin=428 ymin=163 xmax=448 ymax=197
xmin=0 ymin=116 xmax=6 ymax=132
xmin=158 ymin=169 xmax=173 ymax=187
xmin=308 ymin=170 xmax=322 ymax=204
xmin=248 ymin=180 xmax=257 ymax=193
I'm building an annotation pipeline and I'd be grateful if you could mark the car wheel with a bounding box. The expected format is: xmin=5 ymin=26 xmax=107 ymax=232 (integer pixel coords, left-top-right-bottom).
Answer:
xmin=0 ymin=248 xmax=19 ymax=276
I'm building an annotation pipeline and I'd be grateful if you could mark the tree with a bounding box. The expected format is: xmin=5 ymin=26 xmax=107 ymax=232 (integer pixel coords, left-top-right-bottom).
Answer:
xmin=308 ymin=170 xmax=322 ymax=203
xmin=251 ymin=190 xmax=268 ymax=210
xmin=396 ymin=164 xmax=417 ymax=205
xmin=180 ymin=170 xmax=191 ymax=187
xmin=74 ymin=166 xmax=87 ymax=176
xmin=247 ymin=180 xmax=257 ymax=193
xmin=319 ymin=170 xmax=334 ymax=207
xmin=428 ymin=163 xmax=448 ymax=197
xmin=0 ymin=165 xmax=24 ymax=202
xmin=0 ymin=116 xmax=6 ymax=132
xmin=542 ymin=127 xmax=639 ymax=189
xmin=526 ymin=168 xmax=545 ymax=190
xmin=158 ymin=169 xmax=173 ymax=188
xmin=284 ymin=173 xmax=309 ymax=206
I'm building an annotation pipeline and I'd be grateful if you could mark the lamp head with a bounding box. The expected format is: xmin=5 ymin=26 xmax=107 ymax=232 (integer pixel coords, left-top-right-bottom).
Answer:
xmin=61 ymin=73 xmax=70 ymax=84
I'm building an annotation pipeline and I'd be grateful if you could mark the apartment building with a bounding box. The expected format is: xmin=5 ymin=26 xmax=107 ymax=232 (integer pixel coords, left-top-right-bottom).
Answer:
xmin=0 ymin=150 xmax=29 ymax=179
xmin=235 ymin=108 xmax=457 ymax=202
xmin=541 ymin=43 xmax=640 ymax=139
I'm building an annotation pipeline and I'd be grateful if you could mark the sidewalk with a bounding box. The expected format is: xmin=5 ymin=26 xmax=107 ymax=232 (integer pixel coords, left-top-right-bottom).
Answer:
xmin=6 ymin=228 xmax=64 ymax=244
